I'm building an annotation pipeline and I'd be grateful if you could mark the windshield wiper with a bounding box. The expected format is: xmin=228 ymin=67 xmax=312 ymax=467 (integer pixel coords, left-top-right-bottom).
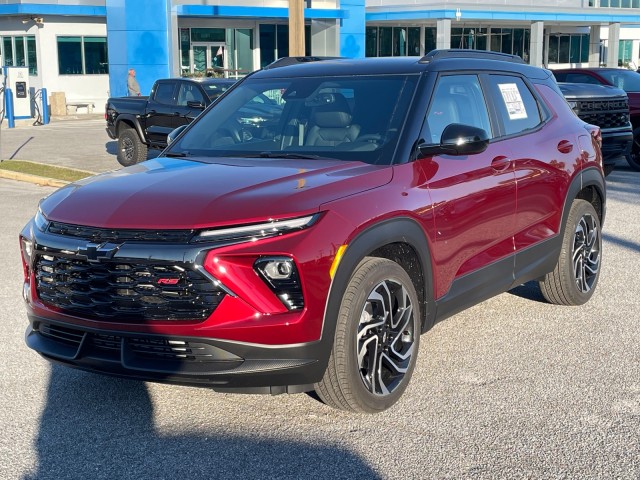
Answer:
xmin=164 ymin=151 xmax=192 ymax=158
xmin=236 ymin=152 xmax=322 ymax=160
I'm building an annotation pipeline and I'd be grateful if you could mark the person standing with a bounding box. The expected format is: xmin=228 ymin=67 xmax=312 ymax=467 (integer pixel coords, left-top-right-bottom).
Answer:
xmin=127 ymin=68 xmax=141 ymax=96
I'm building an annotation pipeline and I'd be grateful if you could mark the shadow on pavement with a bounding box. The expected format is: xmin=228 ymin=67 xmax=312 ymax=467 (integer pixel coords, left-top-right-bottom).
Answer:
xmin=508 ymin=281 xmax=547 ymax=303
xmin=25 ymin=365 xmax=379 ymax=480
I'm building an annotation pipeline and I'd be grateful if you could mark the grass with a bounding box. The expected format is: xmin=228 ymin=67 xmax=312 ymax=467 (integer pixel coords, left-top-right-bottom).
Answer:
xmin=0 ymin=160 xmax=92 ymax=182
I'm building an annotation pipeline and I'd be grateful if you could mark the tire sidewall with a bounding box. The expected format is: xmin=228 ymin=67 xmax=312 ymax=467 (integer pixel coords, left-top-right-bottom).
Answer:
xmin=117 ymin=129 xmax=143 ymax=167
xmin=558 ymin=200 xmax=602 ymax=305
xmin=340 ymin=258 xmax=421 ymax=413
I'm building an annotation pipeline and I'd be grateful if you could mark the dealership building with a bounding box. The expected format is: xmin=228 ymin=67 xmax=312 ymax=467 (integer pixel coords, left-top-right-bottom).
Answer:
xmin=1 ymin=0 xmax=640 ymax=114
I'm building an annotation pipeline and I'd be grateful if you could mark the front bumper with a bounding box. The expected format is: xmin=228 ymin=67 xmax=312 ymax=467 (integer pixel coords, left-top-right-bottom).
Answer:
xmin=26 ymin=315 xmax=326 ymax=393
xmin=601 ymin=129 xmax=633 ymax=163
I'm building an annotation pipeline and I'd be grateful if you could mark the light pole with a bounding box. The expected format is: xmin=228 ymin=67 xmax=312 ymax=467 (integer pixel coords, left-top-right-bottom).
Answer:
xmin=289 ymin=0 xmax=305 ymax=56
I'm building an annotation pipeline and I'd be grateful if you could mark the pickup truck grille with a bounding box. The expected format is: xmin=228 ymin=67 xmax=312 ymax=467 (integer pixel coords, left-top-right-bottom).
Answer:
xmin=47 ymin=221 xmax=196 ymax=243
xmin=574 ymin=98 xmax=630 ymax=129
xmin=35 ymin=254 xmax=224 ymax=322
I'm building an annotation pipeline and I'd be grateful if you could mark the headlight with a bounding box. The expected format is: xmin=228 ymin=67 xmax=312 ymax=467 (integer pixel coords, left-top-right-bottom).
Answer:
xmin=34 ymin=208 xmax=49 ymax=232
xmin=193 ymin=214 xmax=318 ymax=243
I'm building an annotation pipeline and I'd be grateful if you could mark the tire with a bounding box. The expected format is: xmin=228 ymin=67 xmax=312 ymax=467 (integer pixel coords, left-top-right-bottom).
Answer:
xmin=625 ymin=131 xmax=640 ymax=171
xmin=314 ymin=257 xmax=421 ymax=413
xmin=539 ymin=199 xmax=602 ymax=306
xmin=117 ymin=128 xmax=148 ymax=167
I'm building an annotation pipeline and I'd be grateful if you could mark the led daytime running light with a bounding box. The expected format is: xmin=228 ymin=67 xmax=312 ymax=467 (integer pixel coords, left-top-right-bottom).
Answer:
xmin=196 ymin=215 xmax=316 ymax=242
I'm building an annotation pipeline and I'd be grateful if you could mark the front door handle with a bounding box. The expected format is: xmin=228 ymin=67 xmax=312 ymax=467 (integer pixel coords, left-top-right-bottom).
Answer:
xmin=557 ymin=140 xmax=574 ymax=154
xmin=491 ymin=155 xmax=511 ymax=172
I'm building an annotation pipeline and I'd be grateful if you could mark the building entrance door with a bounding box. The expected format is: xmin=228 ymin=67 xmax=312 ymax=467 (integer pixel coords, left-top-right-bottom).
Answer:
xmin=192 ymin=42 xmax=227 ymax=76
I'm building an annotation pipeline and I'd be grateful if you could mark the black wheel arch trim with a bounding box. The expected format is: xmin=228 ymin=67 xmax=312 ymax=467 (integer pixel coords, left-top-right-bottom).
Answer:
xmin=320 ymin=217 xmax=435 ymax=364
xmin=115 ymin=114 xmax=147 ymax=145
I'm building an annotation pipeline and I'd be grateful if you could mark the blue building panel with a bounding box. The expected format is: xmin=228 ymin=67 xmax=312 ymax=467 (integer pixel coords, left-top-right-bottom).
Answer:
xmin=106 ymin=0 xmax=171 ymax=98
xmin=0 ymin=4 xmax=105 ymax=16
xmin=340 ymin=0 xmax=365 ymax=59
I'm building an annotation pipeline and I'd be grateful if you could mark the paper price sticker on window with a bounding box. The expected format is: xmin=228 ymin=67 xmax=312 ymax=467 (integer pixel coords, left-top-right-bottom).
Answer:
xmin=498 ymin=83 xmax=528 ymax=120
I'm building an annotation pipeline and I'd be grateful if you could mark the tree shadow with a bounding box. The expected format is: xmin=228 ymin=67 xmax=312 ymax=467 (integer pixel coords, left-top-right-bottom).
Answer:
xmin=25 ymin=366 xmax=379 ymax=480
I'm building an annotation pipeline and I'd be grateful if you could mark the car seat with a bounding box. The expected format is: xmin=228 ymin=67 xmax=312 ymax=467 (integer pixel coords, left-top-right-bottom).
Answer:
xmin=305 ymin=93 xmax=360 ymax=146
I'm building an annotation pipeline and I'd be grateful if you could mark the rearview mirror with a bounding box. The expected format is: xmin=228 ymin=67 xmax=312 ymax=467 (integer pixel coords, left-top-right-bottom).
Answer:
xmin=418 ymin=124 xmax=490 ymax=158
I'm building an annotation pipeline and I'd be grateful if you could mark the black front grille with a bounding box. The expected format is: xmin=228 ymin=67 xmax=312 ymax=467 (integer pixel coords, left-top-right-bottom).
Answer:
xmin=47 ymin=221 xmax=196 ymax=243
xmin=35 ymin=254 xmax=225 ymax=322
xmin=576 ymin=99 xmax=630 ymax=129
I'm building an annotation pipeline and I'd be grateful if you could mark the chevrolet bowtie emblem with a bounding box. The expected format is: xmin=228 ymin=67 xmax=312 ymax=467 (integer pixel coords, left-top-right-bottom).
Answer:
xmin=77 ymin=242 xmax=120 ymax=262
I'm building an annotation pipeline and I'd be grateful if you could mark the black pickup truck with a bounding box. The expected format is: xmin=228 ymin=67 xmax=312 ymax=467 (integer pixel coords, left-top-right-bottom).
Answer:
xmin=106 ymin=77 xmax=236 ymax=166
xmin=558 ymin=82 xmax=632 ymax=176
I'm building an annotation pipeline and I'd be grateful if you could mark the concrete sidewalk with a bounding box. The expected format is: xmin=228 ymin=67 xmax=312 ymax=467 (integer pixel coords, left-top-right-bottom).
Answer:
xmin=0 ymin=114 xmax=123 ymax=174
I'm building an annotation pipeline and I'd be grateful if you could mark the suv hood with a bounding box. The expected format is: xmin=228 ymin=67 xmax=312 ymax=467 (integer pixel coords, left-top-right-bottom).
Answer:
xmin=558 ymin=82 xmax=627 ymax=100
xmin=40 ymin=157 xmax=392 ymax=229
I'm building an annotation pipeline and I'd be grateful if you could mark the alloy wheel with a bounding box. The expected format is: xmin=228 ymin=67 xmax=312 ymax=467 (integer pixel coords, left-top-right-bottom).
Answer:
xmin=572 ymin=213 xmax=600 ymax=293
xmin=357 ymin=279 xmax=415 ymax=396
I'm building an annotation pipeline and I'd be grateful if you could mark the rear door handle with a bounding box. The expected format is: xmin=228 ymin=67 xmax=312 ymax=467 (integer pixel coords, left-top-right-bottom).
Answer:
xmin=557 ymin=140 xmax=574 ymax=154
xmin=491 ymin=155 xmax=511 ymax=172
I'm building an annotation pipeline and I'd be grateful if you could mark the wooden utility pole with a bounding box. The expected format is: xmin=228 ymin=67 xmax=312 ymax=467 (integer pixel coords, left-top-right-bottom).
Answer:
xmin=289 ymin=0 xmax=305 ymax=56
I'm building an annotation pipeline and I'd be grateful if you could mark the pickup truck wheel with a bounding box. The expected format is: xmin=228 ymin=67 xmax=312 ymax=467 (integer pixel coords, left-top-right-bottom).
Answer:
xmin=539 ymin=199 xmax=601 ymax=306
xmin=625 ymin=132 xmax=640 ymax=171
xmin=315 ymin=257 xmax=420 ymax=413
xmin=117 ymin=128 xmax=147 ymax=167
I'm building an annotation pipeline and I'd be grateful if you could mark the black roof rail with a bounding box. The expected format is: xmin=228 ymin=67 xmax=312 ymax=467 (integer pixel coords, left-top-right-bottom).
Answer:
xmin=263 ymin=56 xmax=345 ymax=70
xmin=419 ymin=49 xmax=525 ymax=64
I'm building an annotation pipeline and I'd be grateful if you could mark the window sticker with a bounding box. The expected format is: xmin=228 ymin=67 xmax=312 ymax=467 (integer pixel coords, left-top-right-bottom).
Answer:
xmin=498 ymin=83 xmax=528 ymax=120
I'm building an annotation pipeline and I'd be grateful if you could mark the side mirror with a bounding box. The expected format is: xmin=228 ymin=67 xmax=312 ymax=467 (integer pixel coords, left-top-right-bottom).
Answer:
xmin=418 ymin=124 xmax=490 ymax=158
xmin=187 ymin=100 xmax=205 ymax=109
xmin=167 ymin=125 xmax=188 ymax=145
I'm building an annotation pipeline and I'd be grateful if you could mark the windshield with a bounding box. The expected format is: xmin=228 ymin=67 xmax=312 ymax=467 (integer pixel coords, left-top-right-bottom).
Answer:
xmin=166 ymin=74 xmax=418 ymax=164
xmin=599 ymin=69 xmax=640 ymax=92
xmin=202 ymin=81 xmax=235 ymax=101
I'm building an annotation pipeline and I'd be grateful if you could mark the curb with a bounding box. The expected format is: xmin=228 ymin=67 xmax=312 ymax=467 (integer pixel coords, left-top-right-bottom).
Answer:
xmin=0 ymin=169 xmax=69 ymax=188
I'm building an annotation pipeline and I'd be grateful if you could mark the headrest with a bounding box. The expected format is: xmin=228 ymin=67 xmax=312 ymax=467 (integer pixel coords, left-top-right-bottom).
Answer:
xmin=311 ymin=93 xmax=352 ymax=128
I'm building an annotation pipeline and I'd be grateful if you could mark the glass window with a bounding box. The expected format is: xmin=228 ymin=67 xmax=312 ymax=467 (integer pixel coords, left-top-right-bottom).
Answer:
xmin=559 ymin=36 xmax=570 ymax=63
xmin=259 ymin=24 xmax=276 ymax=68
xmin=169 ymin=74 xmax=418 ymax=165
xmin=177 ymin=82 xmax=205 ymax=106
xmin=153 ymin=82 xmax=177 ymax=105
xmin=486 ymin=75 xmax=542 ymax=136
xmin=408 ymin=28 xmax=420 ymax=56
xmin=547 ymin=35 xmax=559 ymax=64
xmin=424 ymin=75 xmax=491 ymax=144
xmin=276 ymin=24 xmax=289 ymax=59
xmin=501 ymin=29 xmax=513 ymax=54
xmin=3 ymin=37 xmax=13 ymax=67
xmin=425 ymin=28 xmax=437 ymax=54
xmin=15 ymin=37 xmax=25 ymax=67
xmin=84 ymin=37 xmax=108 ymax=74
xmin=379 ymin=27 xmax=392 ymax=57
xmin=57 ymin=36 xmax=107 ymax=75
xmin=393 ymin=27 xmax=407 ymax=56
xmin=599 ymin=69 xmax=640 ymax=92
xmin=180 ymin=28 xmax=190 ymax=74
xmin=191 ymin=28 xmax=225 ymax=43
xmin=235 ymin=29 xmax=253 ymax=75
xmin=564 ymin=73 xmax=602 ymax=84
xmin=366 ymin=27 xmax=378 ymax=57
xmin=27 ymin=36 xmax=37 ymax=75
xmin=58 ymin=37 xmax=82 ymax=75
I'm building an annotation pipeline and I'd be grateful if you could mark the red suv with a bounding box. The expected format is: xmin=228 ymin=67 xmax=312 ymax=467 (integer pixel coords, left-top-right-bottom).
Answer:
xmin=21 ymin=51 xmax=605 ymax=413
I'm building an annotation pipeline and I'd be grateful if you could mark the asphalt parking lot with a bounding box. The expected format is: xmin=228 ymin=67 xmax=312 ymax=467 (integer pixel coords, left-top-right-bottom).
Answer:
xmin=1 ymin=117 xmax=639 ymax=479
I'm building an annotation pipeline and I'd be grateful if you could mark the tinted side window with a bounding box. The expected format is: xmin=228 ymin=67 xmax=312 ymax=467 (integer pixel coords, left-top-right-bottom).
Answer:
xmin=486 ymin=75 xmax=542 ymax=137
xmin=177 ymin=82 xmax=205 ymax=106
xmin=565 ymin=73 xmax=602 ymax=85
xmin=154 ymin=82 xmax=177 ymax=105
xmin=424 ymin=74 xmax=492 ymax=144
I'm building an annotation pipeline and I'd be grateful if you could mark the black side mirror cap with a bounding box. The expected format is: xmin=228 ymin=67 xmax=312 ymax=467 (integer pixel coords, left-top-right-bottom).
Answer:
xmin=418 ymin=123 xmax=490 ymax=158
